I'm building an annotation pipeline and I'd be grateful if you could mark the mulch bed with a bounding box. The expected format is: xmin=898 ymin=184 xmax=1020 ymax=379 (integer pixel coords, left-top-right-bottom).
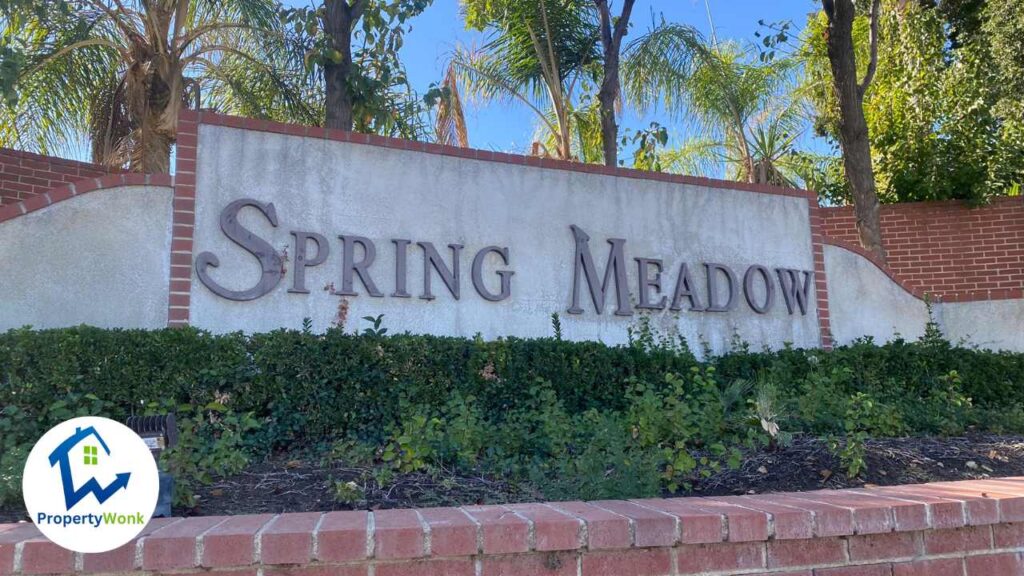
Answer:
xmin=3 ymin=434 xmax=1022 ymax=522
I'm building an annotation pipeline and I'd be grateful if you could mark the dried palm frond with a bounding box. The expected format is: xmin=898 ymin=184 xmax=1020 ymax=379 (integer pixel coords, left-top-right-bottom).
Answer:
xmin=435 ymin=62 xmax=468 ymax=148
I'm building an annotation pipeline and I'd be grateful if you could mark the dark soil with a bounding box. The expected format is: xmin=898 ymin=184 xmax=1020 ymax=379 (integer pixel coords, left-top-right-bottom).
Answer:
xmin=3 ymin=434 xmax=1023 ymax=522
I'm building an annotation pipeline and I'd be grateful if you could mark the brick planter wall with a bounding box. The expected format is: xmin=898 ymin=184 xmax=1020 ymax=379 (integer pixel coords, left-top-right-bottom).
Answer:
xmin=0 ymin=148 xmax=118 ymax=207
xmin=820 ymin=198 xmax=1024 ymax=302
xmin=3 ymin=479 xmax=1024 ymax=575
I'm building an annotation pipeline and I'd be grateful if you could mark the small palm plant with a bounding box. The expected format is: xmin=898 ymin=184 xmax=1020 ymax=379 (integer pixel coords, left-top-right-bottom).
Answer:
xmin=669 ymin=42 xmax=807 ymax=185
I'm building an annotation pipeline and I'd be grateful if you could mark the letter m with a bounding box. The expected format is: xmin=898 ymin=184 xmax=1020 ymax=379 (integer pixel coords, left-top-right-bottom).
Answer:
xmin=775 ymin=268 xmax=813 ymax=315
xmin=567 ymin=225 xmax=633 ymax=316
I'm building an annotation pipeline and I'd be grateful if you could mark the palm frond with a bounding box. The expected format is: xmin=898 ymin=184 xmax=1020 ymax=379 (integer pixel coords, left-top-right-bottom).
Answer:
xmin=449 ymin=44 xmax=556 ymax=134
xmin=1 ymin=8 xmax=120 ymax=157
xmin=621 ymin=21 xmax=706 ymax=115
xmin=435 ymin=62 xmax=469 ymax=147
xmin=2 ymin=0 xmax=310 ymax=169
xmin=660 ymin=137 xmax=722 ymax=177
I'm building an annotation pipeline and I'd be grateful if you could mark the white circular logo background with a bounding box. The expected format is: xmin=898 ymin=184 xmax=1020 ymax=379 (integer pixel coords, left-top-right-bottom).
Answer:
xmin=22 ymin=417 xmax=159 ymax=553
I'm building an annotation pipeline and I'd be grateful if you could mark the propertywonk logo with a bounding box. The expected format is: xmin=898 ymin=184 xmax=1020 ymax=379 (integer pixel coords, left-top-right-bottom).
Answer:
xmin=22 ymin=417 xmax=159 ymax=553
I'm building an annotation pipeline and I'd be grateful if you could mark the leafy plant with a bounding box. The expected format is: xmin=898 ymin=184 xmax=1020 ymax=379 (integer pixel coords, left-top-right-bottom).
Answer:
xmin=332 ymin=479 xmax=365 ymax=506
xmin=382 ymin=412 xmax=442 ymax=473
xmin=361 ymin=314 xmax=388 ymax=337
xmin=161 ymin=401 xmax=260 ymax=508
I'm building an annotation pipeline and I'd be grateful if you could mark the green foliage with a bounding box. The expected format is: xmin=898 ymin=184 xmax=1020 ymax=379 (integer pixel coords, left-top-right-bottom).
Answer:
xmin=280 ymin=0 xmax=437 ymax=139
xmin=659 ymin=41 xmax=810 ymax=187
xmin=162 ymin=402 xmax=260 ymax=508
xmin=829 ymin=390 xmax=906 ymax=478
xmin=453 ymin=1 xmax=705 ymax=162
xmin=332 ymin=479 xmax=366 ymax=506
xmin=0 ymin=43 xmax=25 ymax=107
xmin=361 ymin=314 xmax=389 ymax=337
xmin=3 ymin=324 xmax=1024 ymax=507
xmin=801 ymin=0 xmax=1024 ymax=203
xmin=622 ymin=122 xmax=669 ymax=172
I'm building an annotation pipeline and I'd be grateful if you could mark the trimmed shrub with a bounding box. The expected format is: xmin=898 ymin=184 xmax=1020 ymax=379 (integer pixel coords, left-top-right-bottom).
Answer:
xmin=2 ymin=324 xmax=1023 ymax=506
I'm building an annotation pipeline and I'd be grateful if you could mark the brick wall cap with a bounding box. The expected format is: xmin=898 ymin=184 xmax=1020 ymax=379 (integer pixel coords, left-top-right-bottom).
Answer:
xmin=0 ymin=174 xmax=173 ymax=225
xmin=3 ymin=477 xmax=1024 ymax=574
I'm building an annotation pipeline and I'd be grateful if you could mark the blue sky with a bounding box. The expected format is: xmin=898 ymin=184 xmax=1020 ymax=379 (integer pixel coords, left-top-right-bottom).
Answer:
xmin=296 ymin=0 xmax=822 ymax=152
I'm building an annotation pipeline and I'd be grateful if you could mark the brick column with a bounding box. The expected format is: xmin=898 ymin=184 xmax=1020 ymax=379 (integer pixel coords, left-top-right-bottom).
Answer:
xmin=167 ymin=111 xmax=200 ymax=328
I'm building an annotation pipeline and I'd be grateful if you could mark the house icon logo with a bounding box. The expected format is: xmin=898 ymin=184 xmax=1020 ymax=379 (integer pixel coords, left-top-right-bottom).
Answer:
xmin=47 ymin=426 xmax=131 ymax=510
xmin=22 ymin=417 xmax=159 ymax=553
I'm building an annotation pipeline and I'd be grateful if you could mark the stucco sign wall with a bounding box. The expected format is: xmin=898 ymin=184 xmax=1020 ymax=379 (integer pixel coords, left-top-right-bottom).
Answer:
xmin=185 ymin=120 xmax=821 ymax=352
xmin=3 ymin=113 xmax=1021 ymax=351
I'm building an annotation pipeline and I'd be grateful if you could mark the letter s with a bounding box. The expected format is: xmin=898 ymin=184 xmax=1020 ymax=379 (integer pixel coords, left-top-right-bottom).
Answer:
xmin=195 ymin=199 xmax=283 ymax=301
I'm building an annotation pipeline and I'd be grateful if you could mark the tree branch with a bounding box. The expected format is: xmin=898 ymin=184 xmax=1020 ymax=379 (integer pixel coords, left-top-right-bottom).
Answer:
xmin=173 ymin=0 xmax=190 ymax=50
xmin=859 ymin=0 xmax=881 ymax=96
xmin=177 ymin=23 xmax=254 ymax=50
xmin=595 ymin=0 xmax=613 ymax=51
xmin=612 ymin=0 xmax=636 ymax=50
xmin=822 ymin=0 xmax=836 ymax=22
xmin=349 ymin=0 xmax=367 ymax=25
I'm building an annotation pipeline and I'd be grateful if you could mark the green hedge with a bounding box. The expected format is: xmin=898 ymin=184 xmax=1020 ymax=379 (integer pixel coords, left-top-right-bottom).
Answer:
xmin=2 ymin=324 xmax=1024 ymax=506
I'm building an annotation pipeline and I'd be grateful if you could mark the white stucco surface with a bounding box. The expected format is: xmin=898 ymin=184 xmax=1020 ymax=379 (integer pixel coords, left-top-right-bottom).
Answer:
xmin=0 ymin=186 xmax=173 ymax=330
xmin=189 ymin=125 xmax=821 ymax=353
xmin=824 ymin=243 xmax=931 ymax=345
xmin=939 ymin=299 xmax=1024 ymax=352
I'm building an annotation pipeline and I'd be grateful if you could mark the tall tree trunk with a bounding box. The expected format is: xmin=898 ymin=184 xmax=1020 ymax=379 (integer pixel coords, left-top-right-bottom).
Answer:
xmin=128 ymin=54 xmax=177 ymax=174
xmin=135 ymin=125 xmax=173 ymax=173
xmin=323 ymin=0 xmax=364 ymax=131
xmin=597 ymin=58 xmax=618 ymax=166
xmin=595 ymin=0 xmax=635 ymax=167
xmin=823 ymin=0 xmax=887 ymax=262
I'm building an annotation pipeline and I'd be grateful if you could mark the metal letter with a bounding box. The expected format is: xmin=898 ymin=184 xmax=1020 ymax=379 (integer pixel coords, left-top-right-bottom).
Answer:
xmin=419 ymin=242 xmax=463 ymax=300
xmin=705 ymin=263 xmax=738 ymax=312
xmin=471 ymin=246 xmax=514 ymax=302
xmin=195 ymin=198 xmax=283 ymax=301
xmin=636 ymin=258 xmax=667 ymax=310
xmin=288 ymin=231 xmax=329 ymax=294
xmin=776 ymin=268 xmax=813 ymax=315
xmin=567 ymin=225 xmax=633 ymax=316
xmin=743 ymin=265 xmax=775 ymax=314
xmin=392 ymin=239 xmax=411 ymax=298
xmin=335 ymin=235 xmax=383 ymax=297
xmin=669 ymin=263 xmax=706 ymax=311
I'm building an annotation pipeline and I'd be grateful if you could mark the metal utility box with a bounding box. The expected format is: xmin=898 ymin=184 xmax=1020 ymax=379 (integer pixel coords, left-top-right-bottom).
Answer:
xmin=126 ymin=414 xmax=178 ymax=517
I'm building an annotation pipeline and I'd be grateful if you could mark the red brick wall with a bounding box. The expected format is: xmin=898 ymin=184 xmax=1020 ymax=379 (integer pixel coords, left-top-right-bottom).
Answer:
xmin=4 ymin=478 xmax=1024 ymax=575
xmin=0 ymin=148 xmax=118 ymax=206
xmin=821 ymin=198 xmax=1024 ymax=301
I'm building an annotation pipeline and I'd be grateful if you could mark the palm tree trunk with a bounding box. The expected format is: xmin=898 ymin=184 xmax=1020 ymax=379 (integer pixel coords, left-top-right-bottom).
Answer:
xmin=129 ymin=57 xmax=177 ymax=174
xmin=823 ymin=0 xmax=887 ymax=262
xmin=550 ymin=86 xmax=573 ymax=160
xmin=136 ymin=126 xmax=173 ymax=173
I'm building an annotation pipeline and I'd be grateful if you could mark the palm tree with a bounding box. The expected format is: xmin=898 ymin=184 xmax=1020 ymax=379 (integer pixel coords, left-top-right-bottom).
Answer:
xmin=663 ymin=43 xmax=808 ymax=186
xmin=1 ymin=0 xmax=309 ymax=173
xmin=453 ymin=0 xmax=598 ymax=160
xmin=450 ymin=0 xmax=704 ymax=162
